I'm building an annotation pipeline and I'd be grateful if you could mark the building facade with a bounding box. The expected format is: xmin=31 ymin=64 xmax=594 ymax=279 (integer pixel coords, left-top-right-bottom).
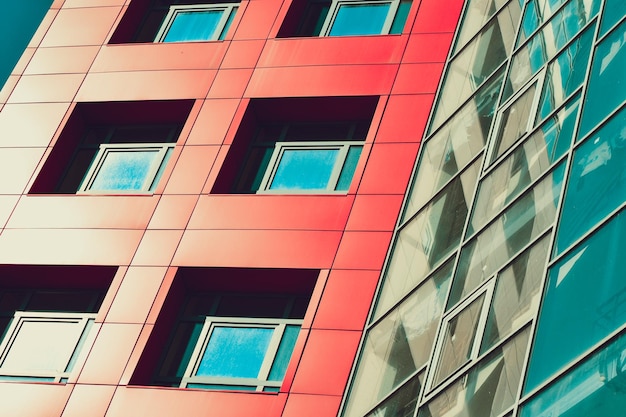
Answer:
xmin=0 ymin=1 xmax=623 ymax=417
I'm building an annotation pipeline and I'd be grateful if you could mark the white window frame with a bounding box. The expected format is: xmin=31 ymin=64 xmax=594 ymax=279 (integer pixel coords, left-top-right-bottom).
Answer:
xmin=78 ymin=143 xmax=174 ymax=194
xmin=319 ymin=0 xmax=400 ymax=37
xmin=181 ymin=317 xmax=301 ymax=391
xmin=0 ymin=312 xmax=95 ymax=383
xmin=258 ymin=141 xmax=362 ymax=193
xmin=154 ymin=3 xmax=239 ymax=43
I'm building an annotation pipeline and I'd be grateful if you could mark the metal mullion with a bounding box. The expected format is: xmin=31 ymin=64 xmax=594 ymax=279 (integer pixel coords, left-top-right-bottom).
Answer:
xmin=380 ymin=0 xmax=400 ymax=34
xmin=181 ymin=317 xmax=213 ymax=387
xmin=327 ymin=143 xmax=350 ymax=191
xmin=512 ymin=0 xmax=572 ymax=55
xmin=359 ymin=365 xmax=427 ymax=417
xmin=141 ymin=145 xmax=170 ymax=191
xmin=255 ymin=323 xmax=284 ymax=384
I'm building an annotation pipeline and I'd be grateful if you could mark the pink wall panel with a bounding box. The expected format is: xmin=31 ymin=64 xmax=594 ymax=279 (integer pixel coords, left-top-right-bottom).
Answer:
xmin=357 ymin=143 xmax=419 ymax=194
xmin=7 ymin=74 xmax=84 ymax=103
xmin=282 ymin=394 xmax=342 ymax=417
xmin=333 ymin=231 xmax=393 ymax=270
xmin=28 ymin=9 xmax=59 ymax=48
xmin=245 ymin=65 xmax=398 ymax=98
xmin=258 ymin=36 xmax=406 ymax=67
xmin=25 ymin=46 xmax=100 ymax=75
xmin=106 ymin=387 xmax=288 ymax=417
xmin=40 ymin=7 xmax=122 ymax=47
xmin=413 ymin=0 xmax=465 ymax=33
xmin=11 ymin=47 xmax=36 ymax=75
xmin=0 ymin=148 xmax=46 ymax=194
xmin=76 ymin=70 xmax=216 ymax=102
xmin=403 ymin=33 xmax=455 ymax=63
xmin=90 ymin=43 xmax=227 ymax=73
xmin=0 ymin=102 xmax=69 ymax=147
xmin=391 ymin=63 xmax=445 ymax=95
xmin=0 ymin=384 xmax=72 ymax=417
xmin=163 ymin=145 xmax=219 ymax=194
xmin=206 ymin=68 xmax=254 ymax=99
xmin=147 ymin=195 xmax=198 ymax=229
xmin=6 ymin=195 xmax=159 ymax=229
xmin=290 ymin=329 xmax=361 ymax=395
xmin=173 ymin=229 xmax=342 ymax=268
xmin=63 ymin=0 xmax=127 ymax=8
xmin=221 ymin=40 xmax=266 ymax=69
xmin=232 ymin=0 xmax=283 ymax=40
xmin=345 ymin=194 xmax=404 ymax=231
xmin=77 ymin=323 xmax=143 ymax=384
xmin=130 ymin=230 xmax=184 ymax=266
xmin=62 ymin=384 xmax=116 ymax=417
xmin=185 ymin=99 xmax=240 ymax=145
xmin=105 ymin=267 xmax=167 ymax=323
xmin=375 ymin=94 xmax=434 ymax=143
xmin=0 ymin=229 xmax=143 ymax=265
xmin=0 ymin=75 xmax=19 ymax=106
xmin=188 ymin=195 xmax=353 ymax=231
xmin=313 ymin=269 xmax=380 ymax=331
xmin=0 ymin=196 xmax=19 ymax=229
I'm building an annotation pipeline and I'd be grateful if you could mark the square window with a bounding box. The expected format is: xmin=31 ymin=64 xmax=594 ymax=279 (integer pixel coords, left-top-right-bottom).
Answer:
xmin=181 ymin=318 xmax=301 ymax=391
xmin=0 ymin=312 xmax=94 ymax=382
xmin=259 ymin=142 xmax=363 ymax=192
xmin=78 ymin=143 xmax=174 ymax=193
xmin=155 ymin=3 xmax=239 ymax=42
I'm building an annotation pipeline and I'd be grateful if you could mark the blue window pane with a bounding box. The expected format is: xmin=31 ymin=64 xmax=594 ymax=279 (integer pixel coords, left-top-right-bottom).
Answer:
xmin=186 ymin=383 xmax=257 ymax=391
xmin=521 ymin=331 xmax=626 ymax=417
xmin=335 ymin=146 xmax=362 ymax=191
xmin=90 ymin=150 xmax=159 ymax=191
xmin=268 ymin=325 xmax=300 ymax=381
xmin=270 ymin=149 xmax=339 ymax=190
xmin=196 ymin=326 xmax=273 ymax=378
xmin=164 ymin=10 xmax=224 ymax=42
xmin=578 ymin=20 xmax=626 ymax=139
xmin=389 ymin=0 xmax=410 ymax=34
xmin=525 ymin=212 xmax=626 ymax=392
xmin=329 ymin=3 xmax=390 ymax=36
xmin=555 ymin=106 xmax=626 ymax=253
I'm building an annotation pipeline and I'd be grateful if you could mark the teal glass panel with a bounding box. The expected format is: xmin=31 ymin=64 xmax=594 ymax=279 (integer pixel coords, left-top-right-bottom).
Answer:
xmin=344 ymin=265 xmax=450 ymax=417
xmin=418 ymin=327 xmax=531 ymax=417
xmin=406 ymin=68 xmax=503 ymax=218
xmin=329 ymin=3 xmax=390 ymax=36
xmin=364 ymin=373 xmax=424 ymax=417
xmin=469 ymin=94 xmax=579 ymax=235
xmin=453 ymin=0 xmax=510 ymax=53
xmin=150 ymin=147 xmax=173 ymax=191
xmin=270 ymin=148 xmax=339 ymax=190
xmin=186 ymin=383 xmax=256 ymax=390
xmin=535 ymin=24 xmax=594 ymax=121
xmin=268 ymin=325 xmax=300 ymax=381
xmin=525 ymin=212 xmax=626 ymax=392
xmin=555 ymin=106 xmax=626 ymax=253
xmin=516 ymin=0 xmax=568 ymax=46
xmin=521 ymin=331 xmax=626 ymax=417
xmin=335 ymin=145 xmax=362 ymax=191
xmin=600 ymin=0 xmax=626 ymax=36
xmin=219 ymin=8 xmax=237 ymax=40
xmin=578 ymin=19 xmax=626 ymax=139
xmin=389 ymin=0 xmax=410 ymax=34
xmin=89 ymin=150 xmax=159 ymax=191
xmin=196 ymin=326 xmax=273 ymax=378
xmin=449 ymin=163 xmax=565 ymax=309
xmin=163 ymin=10 xmax=224 ymax=42
xmin=507 ymin=0 xmax=600 ymax=100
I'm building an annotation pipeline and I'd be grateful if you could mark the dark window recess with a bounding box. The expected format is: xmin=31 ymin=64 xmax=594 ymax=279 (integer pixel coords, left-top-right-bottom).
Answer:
xmin=110 ymin=0 xmax=241 ymax=44
xmin=30 ymin=100 xmax=193 ymax=195
xmin=130 ymin=267 xmax=318 ymax=391
xmin=212 ymin=96 xmax=378 ymax=194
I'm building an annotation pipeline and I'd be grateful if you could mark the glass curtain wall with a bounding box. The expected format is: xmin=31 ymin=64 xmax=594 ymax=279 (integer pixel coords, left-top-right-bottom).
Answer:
xmin=342 ymin=0 xmax=626 ymax=416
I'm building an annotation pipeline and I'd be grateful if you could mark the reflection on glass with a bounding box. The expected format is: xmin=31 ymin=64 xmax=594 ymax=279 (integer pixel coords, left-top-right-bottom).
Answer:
xmin=578 ymin=19 xmax=626 ymax=139
xmin=516 ymin=0 xmax=568 ymax=46
xmin=432 ymin=294 xmax=486 ymax=387
xmin=419 ymin=327 xmax=530 ymax=417
xmin=364 ymin=374 xmax=424 ymax=417
xmin=470 ymin=94 xmax=580 ymax=235
xmin=521 ymin=330 xmax=626 ymax=417
xmin=430 ymin=1 xmax=519 ymax=130
xmin=329 ymin=3 xmax=390 ymax=36
xmin=453 ymin=0 xmax=510 ymax=53
xmin=267 ymin=325 xmax=300 ymax=381
xmin=480 ymin=236 xmax=549 ymax=353
xmin=345 ymin=269 xmax=451 ymax=417
xmin=405 ymin=70 xmax=503 ymax=219
xmin=600 ymin=0 xmax=626 ymax=36
xmin=507 ymin=0 xmax=600 ymax=100
xmin=164 ymin=10 xmax=225 ymax=42
xmin=526 ymin=212 xmax=626 ymax=392
xmin=556 ymin=106 xmax=626 ymax=253
xmin=378 ymin=161 xmax=481 ymax=315
xmin=90 ymin=150 xmax=160 ymax=191
xmin=491 ymin=83 xmax=538 ymax=163
xmin=270 ymin=149 xmax=339 ymax=190
xmin=449 ymin=164 xmax=564 ymax=309
xmin=335 ymin=146 xmax=362 ymax=191
xmin=535 ymin=24 xmax=594 ymax=121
